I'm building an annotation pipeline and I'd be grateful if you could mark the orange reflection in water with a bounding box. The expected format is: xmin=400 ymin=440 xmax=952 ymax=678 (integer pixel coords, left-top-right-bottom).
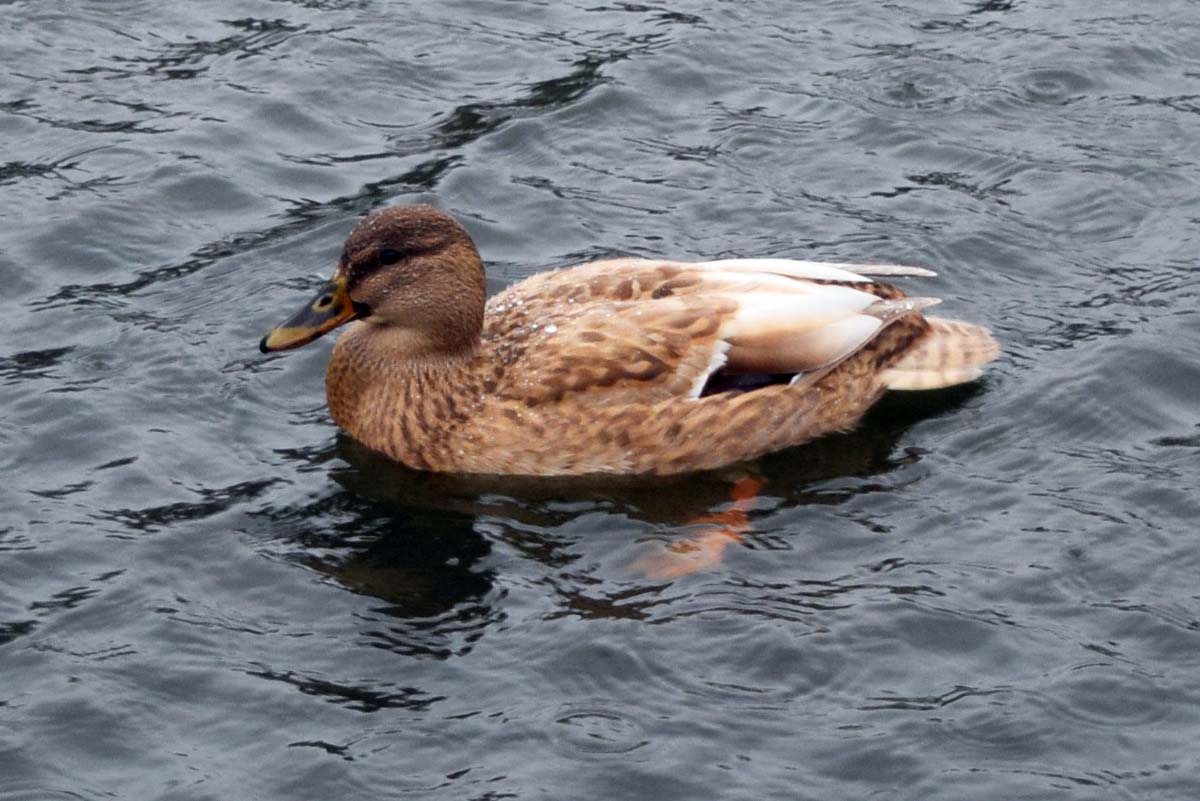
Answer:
xmin=633 ymin=477 xmax=764 ymax=579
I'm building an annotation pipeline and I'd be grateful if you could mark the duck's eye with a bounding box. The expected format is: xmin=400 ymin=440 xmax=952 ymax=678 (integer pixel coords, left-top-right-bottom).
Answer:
xmin=378 ymin=248 xmax=402 ymax=265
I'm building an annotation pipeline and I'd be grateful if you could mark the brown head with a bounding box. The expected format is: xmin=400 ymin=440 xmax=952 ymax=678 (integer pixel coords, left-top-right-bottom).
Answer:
xmin=260 ymin=204 xmax=487 ymax=355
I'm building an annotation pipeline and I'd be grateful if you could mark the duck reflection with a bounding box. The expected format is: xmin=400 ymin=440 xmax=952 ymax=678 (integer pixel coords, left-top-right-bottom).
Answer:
xmin=306 ymin=502 xmax=492 ymax=620
xmin=310 ymin=383 xmax=982 ymax=600
xmin=268 ymin=462 xmax=497 ymax=658
xmin=263 ymin=358 xmax=981 ymax=663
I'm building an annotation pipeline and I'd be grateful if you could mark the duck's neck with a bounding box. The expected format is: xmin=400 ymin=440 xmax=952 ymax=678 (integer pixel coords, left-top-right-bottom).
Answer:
xmin=326 ymin=322 xmax=481 ymax=468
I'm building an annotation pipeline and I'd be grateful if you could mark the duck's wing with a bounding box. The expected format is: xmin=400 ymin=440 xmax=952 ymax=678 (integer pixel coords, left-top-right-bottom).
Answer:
xmin=488 ymin=295 xmax=736 ymax=405
xmin=503 ymin=257 xmax=935 ymax=306
xmin=489 ymin=258 xmax=949 ymax=406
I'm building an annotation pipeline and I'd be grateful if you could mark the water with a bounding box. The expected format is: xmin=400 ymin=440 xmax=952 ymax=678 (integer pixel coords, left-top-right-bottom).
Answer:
xmin=3 ymin=0 xmax=1200 ymax=798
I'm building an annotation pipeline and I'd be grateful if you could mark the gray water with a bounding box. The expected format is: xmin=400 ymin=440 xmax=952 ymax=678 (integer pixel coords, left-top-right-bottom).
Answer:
xmin=3 ymin=1 xmax=1200 ymax=798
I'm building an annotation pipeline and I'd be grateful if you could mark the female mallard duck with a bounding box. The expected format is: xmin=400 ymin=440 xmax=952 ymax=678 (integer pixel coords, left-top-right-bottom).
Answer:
xmin=261 ymin=205 xmax=998 ymax=476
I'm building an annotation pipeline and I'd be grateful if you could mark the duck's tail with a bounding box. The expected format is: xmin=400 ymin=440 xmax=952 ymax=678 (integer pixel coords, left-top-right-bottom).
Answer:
xmin=880 ymin=316 xmax=999 ymax=390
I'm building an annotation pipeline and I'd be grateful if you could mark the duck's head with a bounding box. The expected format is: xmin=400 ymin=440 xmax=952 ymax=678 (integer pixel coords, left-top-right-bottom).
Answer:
xmin=260 ymin=204 xmax=486 ymax=355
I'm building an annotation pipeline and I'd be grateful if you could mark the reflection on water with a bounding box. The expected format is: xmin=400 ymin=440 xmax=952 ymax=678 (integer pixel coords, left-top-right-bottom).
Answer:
xmin=278 ymin=386 xmax=983 ymax=648
xmin=213 ymin=386 xmax=981 ymax=672
xmin=327 ymin=387 xmax=979 ymax=522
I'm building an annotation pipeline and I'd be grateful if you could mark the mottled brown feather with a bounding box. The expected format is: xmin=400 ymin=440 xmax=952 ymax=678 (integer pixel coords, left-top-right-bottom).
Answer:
xmin=262 ymin=205 xmax=1000 ymax=476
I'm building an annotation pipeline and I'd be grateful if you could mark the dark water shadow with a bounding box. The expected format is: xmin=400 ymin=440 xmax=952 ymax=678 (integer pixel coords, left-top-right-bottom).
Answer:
xmin=249 ymin=459 xmax=496 ymax=658
xmin=328 ymin=383 xmax=984 ymax=521
xmin=257 ymin=383 xmax=983 ymax=657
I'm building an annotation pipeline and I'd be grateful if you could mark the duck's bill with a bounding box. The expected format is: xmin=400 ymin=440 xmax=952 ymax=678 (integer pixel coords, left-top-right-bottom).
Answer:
xmin=259 ymin=276 xmax=361 ymax=353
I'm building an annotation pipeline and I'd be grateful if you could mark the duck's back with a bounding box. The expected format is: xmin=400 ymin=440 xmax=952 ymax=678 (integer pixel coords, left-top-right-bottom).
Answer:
xmin=425 ymin=257 xmax=997 ymax=475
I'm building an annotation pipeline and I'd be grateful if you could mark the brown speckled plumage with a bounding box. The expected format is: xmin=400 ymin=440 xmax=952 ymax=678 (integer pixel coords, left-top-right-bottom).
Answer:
xmin=262 ymin=204 xmax=999 ymax=476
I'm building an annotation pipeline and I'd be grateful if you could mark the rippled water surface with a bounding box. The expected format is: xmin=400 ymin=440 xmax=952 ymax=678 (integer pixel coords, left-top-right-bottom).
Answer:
xmin=4 ymin=1 xmax=1200 ymax=798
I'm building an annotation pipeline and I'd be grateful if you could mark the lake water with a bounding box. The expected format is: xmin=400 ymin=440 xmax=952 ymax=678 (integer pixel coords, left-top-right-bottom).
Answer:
xmin=3 ymin=1 xmax=1200 ymax=798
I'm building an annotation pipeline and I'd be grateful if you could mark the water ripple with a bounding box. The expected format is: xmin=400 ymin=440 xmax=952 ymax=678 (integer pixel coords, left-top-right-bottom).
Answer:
xmin=548 ymin=701 xmax=650 ymax=758
xmin=246 ymin=665 xmax=441 ymax=712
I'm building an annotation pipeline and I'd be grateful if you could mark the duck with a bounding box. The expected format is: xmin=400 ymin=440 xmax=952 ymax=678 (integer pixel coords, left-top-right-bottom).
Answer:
xmin=260 ymin=204 xmax=998 ymax=476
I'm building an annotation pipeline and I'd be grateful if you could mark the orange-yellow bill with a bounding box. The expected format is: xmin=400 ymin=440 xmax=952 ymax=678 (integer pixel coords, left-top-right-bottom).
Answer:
xmin=260 ymin=275 xmax=360 ymax=353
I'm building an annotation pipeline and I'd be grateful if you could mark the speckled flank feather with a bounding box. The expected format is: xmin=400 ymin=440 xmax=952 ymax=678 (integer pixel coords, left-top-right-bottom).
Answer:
xmin=265 ymin=206 xmax=999 ymax=476
xmin=879 ymin=316 xmax=1001 ymax=390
